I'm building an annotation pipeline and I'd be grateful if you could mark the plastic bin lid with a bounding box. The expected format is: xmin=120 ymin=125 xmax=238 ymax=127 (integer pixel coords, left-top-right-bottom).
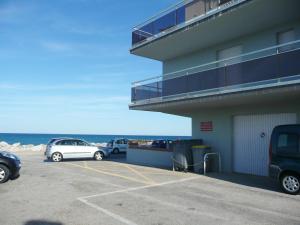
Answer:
xmin=192 ymin=145 xmax=211 ymax=149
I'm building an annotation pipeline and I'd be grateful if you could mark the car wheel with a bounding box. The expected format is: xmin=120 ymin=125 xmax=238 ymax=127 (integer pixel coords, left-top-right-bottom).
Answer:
xmin=0 ymin=164 xmax=10 ymax=184
xmin=51 ymin=152 xmax=63 ymax=162
xmin=113 ymin=148 xmax=119 ymax=154
xmin=94 ymin=151 xmax=104 ymax=161
xmin=280 ymin=173 xmax=300 ymax=195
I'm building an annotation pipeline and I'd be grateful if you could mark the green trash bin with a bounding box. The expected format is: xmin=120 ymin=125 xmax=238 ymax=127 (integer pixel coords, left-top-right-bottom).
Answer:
xmin=192 ymin=145 xmax=212 ymax=174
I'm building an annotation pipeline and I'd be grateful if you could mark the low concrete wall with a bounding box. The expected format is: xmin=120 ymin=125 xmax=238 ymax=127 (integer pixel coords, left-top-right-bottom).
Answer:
xmin=127 ymin=148 xmax=173 ymax=169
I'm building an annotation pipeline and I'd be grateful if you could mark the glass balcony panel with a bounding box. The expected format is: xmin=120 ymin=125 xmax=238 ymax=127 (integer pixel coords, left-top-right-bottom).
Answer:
xmin=132 ymin=5 xmax=187 ymax=46
xmin=132 ymin=22 xmax=154 ymax=45
xmin=131 ymin=47 xmax=300 ymax=103
xmin=162 ymin=76 xmax=187 ymax=97
xmin=132 ymin=81 xmax=162 ymax=102
xmin=278 ymin=49 xmax=300 ymax=76
xmin=187 ymin=68 xmax=226 ymax=92
xmin=225 ymin=55 xmax=279 ymax=86
xmin=153 ymin=11 xmax=177 ymax=34
xmin=132 ymin=0 xmax=246 ymax=46
xmin=176 ymin=6 xmax=186 ymax=24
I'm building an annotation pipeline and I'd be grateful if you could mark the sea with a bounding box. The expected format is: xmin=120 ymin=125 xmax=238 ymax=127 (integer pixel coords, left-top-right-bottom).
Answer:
xmin=0 ymin=133 xmax=191 ymax=145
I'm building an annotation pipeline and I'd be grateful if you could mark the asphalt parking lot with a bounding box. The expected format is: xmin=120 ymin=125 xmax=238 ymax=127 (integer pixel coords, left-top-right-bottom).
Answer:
xmin=1 ymin=151 xmax=300 ymax=225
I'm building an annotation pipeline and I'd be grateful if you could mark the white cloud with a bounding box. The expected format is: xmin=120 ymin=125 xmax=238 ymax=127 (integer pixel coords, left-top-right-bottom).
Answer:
xmin=0 ymin=94 xmax=129 ymax=106
xmin=40 ymin=41 xmax=73 ymax=52
xmin=0 ymin=1 xmax=35 ymax=24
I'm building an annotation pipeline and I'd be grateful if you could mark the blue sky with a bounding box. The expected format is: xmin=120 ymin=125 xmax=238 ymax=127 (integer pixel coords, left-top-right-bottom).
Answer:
xmin=0 ymin=0 xmax=191 ymax=136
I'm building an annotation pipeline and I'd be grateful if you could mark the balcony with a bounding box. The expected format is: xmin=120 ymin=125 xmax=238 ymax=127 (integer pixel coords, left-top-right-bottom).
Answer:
xmin=130 ymin=0 xmax=300 ymax=61
xmin=132 ymin=0 xmax=247 ymax=47
xmin=130 ymin=40 xmax=300 ymax=109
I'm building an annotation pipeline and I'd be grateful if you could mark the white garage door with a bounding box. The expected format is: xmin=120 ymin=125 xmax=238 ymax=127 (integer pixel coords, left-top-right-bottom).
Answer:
xmin=233 ymin=113 xmax=297 ymax=176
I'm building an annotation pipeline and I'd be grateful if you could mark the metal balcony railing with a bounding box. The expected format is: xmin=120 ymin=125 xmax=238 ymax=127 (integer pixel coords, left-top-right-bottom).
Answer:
xmin=131 ymin=40 xmax=300 ymax=105
xmin=132 ymin=0 xmax=249 ymax=47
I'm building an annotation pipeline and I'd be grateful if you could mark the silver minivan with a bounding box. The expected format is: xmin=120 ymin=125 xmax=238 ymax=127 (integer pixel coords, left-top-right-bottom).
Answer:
xmin=45 ymin=138 xmax=109 ymax=162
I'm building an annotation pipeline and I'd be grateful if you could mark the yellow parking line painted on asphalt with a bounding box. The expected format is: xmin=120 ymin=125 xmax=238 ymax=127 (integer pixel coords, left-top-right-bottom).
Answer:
xmin=91 ymin=168 xmax=134 ymax=173
xmin=123 ymin=166 xmax=174 ymax=174
xmin=123 ymin=165 xmax=157 ymax=185
xmin=83 ymin=162 xmax=132 ymax=173
xmin=136 ymin=172 xmax=177 ymax=175
xmin=140 ymin=171 xmax=192 ymax=177
xmin=65 ymin=162 xmax=152 ymax=185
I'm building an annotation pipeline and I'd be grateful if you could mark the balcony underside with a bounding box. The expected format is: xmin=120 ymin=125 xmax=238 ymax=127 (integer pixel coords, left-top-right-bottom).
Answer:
xmin=129 ymin=84 xmax=300 ymax=116
xmin=131 ymin=0 xmax=300 ymax=61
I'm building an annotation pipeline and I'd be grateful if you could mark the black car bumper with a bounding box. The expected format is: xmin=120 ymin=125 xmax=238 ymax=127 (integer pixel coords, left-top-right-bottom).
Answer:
xmin=7 ymin=158 xmax=21 ymax=180
xmin=11 ymin=167 xmax=21 ymax=179
xmin=269 ymin=164 xmax=281 ymax=180
xmin=0 ymin=151 xmax=21 ymax=180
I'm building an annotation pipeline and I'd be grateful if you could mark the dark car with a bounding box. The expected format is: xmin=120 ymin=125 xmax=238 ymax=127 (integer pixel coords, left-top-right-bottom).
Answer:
xmin=0 ymin=151 xmax=21 ymax=183
xmin=269 ymin=124 xmax=300 ymax=195
xmin=151 ymin=140 xmax=172 ymax=149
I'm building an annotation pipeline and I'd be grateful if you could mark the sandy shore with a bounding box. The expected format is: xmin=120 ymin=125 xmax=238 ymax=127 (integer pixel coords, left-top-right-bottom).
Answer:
xmin=0 ymin=141 xmax=107 ymax=152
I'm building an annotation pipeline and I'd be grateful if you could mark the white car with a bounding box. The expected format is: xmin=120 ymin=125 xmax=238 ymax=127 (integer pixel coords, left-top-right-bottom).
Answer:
xmin=107 ymin=138 xmax=129 ymax=154
xmin=45 ymin=138 xmax=109 ymax=162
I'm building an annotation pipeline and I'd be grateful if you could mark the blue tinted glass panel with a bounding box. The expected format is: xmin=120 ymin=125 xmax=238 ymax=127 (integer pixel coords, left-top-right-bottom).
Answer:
xmin=176 ymin=6 xmax=186 ymax=24
xmin=153 ymin=11 xmax=176 ymax=34
xmin=132 ymin=81 xmax=162 ymax=101
xmin=132 ymin=49 xmax=300 ymax=101
xmin=132 ymin=23 xmax=154 ymax=45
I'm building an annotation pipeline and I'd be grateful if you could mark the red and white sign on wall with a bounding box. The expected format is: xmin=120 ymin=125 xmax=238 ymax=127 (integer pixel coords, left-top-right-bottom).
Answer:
xmin=200 ymin=121 xmax=213 ymax=132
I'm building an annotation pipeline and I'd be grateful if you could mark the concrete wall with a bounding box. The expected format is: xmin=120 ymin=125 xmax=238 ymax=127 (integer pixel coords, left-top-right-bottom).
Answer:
xmin=190 ymin=102 xmax=300 ymax=173
xmin=163 ymin=20 xmax=300 ymax=75
xmin=127 ymin=148 xmax=173 ymax=169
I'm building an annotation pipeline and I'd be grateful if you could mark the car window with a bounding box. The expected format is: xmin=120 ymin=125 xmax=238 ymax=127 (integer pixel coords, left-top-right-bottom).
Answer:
xmin=277 ymin=133 xmax=299 ymax=154
xmin=107 ymin=140 xmax=113 ymax=147
xmin=76 ymin=140 xmax=88 ymax=146
xmin=116 ymin=140 xmax=121 ymax=144
xmin=58 ymin=140 xmax=76 ymax=146
xmin=48 ymin=139 xmax=58 ymax=145
xmin=55 ymin=141 xmax=62 ymax=146
xmin=70 ymin=140 xmax=77 ymax=146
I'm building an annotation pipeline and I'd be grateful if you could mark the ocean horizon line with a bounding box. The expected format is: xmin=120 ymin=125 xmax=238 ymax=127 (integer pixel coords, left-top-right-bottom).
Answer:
xmin=0 ymin=133 xmax=191 ymax=145
xmin=0 ymin=132 xmax=191 ymax=138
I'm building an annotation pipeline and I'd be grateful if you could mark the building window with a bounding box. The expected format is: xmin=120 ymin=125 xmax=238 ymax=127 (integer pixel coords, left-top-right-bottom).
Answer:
xmin=206 ymin=0 xmax=218 ymax=10
xmin=185 ymin=0 xmax=206 ymax=21
xmin=277 ymin=133 xmax=299 ymax=154
xmin=219 ymin=0 xmax=232 ymax=5
xmin=277 ymin=29 xmax=295 ymax=53
xmin=217 ymin=45 xmax=242 ymax=67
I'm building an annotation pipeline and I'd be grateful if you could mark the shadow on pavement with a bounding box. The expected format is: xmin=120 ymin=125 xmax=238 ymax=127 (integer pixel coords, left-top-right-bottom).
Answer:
xmin=24 ymin=220 xmax=63 ymax=225
xmin=206 ymin=172 xmax=282 ymax=193
xmin=43 ymin=152 xmax=127 ymax=163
